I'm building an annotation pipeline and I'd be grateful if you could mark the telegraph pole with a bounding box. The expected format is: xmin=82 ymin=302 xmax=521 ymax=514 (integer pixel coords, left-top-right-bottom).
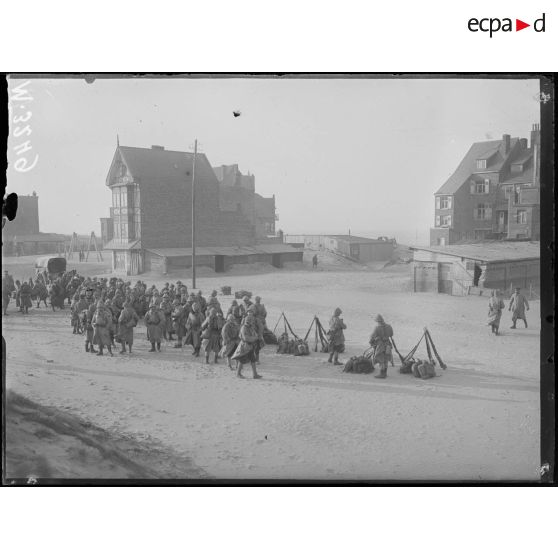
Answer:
xmin=191 ymin=139 xmax=198 ymax=289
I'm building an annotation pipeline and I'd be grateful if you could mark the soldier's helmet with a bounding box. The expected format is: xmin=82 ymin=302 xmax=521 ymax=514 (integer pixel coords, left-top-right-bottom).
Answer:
xmin=255 ymin=296 xmax=261 ymax=302
xmin=334 ymin=307 xmax=342 ymax=316
xmin=211 ymin=290 xmax=218 ymax=297
xmin=374 ymin=314 xmax=384 ymax=323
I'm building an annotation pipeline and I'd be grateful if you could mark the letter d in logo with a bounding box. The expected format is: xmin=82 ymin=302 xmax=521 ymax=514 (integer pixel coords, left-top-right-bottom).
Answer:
xmin=534 ymin=13 xmax=546 ymax=32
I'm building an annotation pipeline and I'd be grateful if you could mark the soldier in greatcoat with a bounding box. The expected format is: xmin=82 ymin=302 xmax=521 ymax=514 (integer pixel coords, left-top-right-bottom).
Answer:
xmin=227 ymin=299 xmax=244 ymax=325
xmin=196 ymin=290 xmax=207 ymax=314
xmin=509 ymin=287 xmax=529 ymax=329
xmin=118 ymin=299 xmax=139 ymax=354
xmin=160 ymin=294 xmax=174 ymax=341
xmin=171 ymin=299 xmax=188 ymax=348
xmin=2 ymin=270 xmax=14 ymax=315
xmin=206 ymin=290 xmax=222 ymax=314
xmin=487 ymin=290 xmax=505 ymax=335
xmin=221 ymin=313 xmax=240 ymax=370
xmin=327 ymin=307 xmax=346 ymax=365
xmin=19 ymin=282 xmax=32 ymax=314
xmin=92 ymin=300 xmax=114 ymax=356
xmin=145 ymin=303 xmax=164 ymax=352
xmin=369 ymin=314 xmax=394 ymax=379
xmin=231 ymin=314 xmax=262 ymax=379
xmin=185 ymin=301 xmax=204 ymax=356
xmin=83 ymin=289 xmax=98 ymax=353
xmin=201 ymin=307 xmax=223 ymax=364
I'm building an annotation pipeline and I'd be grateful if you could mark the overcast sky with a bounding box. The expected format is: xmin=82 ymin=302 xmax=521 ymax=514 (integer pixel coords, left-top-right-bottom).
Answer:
xmin=6 ymin=76 xmax=540 ymax=245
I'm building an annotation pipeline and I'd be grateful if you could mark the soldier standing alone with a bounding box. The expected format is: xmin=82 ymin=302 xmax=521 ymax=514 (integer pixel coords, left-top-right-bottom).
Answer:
xmin=509 ymin=287 xmax=529 ymax=329
xmin=369 ymin=314 xmax=394 ymax=379
xmin=327 ymin=307 xmax=346 ymax=365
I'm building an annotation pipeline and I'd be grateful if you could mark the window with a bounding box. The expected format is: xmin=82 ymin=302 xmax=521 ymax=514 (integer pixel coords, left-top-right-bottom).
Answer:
xmin=516 ymin=210 xmax=527 ymax=224
xmin=435 ymin=215 xmax=440 ymax=227
xmin=476 ymin=159 xmax=487 ymax=169
xmin=470 ymin=178 xmax=489 ymax=194
xmin=436 ymin=196 xmax=452 ymax=209
xmin=513 ymin=186 xmax=521 ymax=205
xmin=474 ymin=203 xmax=492 ymax=220
xmin=120 ymin=187 xmax=128 ymax=208
xmin=440 ymin=215 xmax=452 ymax=227
xmin=112 ymin=188 xmax=120 ymax=208
xmin=121 ymin=222 xmax=128 ymax=240
xmin=113 ymin=217 xmax=121 ymax=239
xmin=134 ymin=215 xmax=141 ymax=238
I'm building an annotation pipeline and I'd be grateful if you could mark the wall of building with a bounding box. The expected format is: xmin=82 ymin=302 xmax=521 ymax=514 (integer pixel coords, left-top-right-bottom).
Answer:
xmin=254 ymin=194 xmax=276 ymax=238
xmin=507 ymin=187 xmax=540 ymax=240
xmin=142 ymin=250 xmax=302 ymax=274
xmin=100 ymin=217 xmax=114 ymax=246
xmin=413 ymin=249 xmax=539 ymax=295
xmin=483 ymin=260 xmax=539 ymax=290
xmin=349 ymin=242 xmax=394 ymax=262
xmin=283 ymin=235 xmax=326 ymax=248
xmin=139 ymin=180 xmax=254 ymax=250
xmin=3 ymin=194 xmax=40 ymax=237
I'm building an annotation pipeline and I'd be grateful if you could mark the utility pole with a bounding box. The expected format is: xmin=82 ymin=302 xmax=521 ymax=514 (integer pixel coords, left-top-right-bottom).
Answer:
xmin=191 ymin=139 xmax=198 ymax=289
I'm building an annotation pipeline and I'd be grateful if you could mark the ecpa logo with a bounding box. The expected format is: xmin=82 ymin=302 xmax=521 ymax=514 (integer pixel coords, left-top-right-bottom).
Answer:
xmin=468 ymin=13 xmax=546 ymax=37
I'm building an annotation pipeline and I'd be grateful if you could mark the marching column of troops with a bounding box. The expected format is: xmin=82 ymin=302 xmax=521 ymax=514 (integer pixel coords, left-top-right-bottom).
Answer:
xmin=63 ymin=275 xmax=267 ymax=379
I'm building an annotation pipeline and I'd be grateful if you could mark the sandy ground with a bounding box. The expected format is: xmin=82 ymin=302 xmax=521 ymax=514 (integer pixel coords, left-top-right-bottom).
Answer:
xmin=3 ymin=250 xmax=540 ymax=481
xmin=4 ymin=391 xmax=209 ymax=481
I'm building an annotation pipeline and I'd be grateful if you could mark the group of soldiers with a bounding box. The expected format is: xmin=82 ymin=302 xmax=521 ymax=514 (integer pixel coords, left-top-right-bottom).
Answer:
xmin=61 ymin=276 xmax=268 ymax=379
xmin=487 ymin=286 xmax=530 ymax=335
xmin=2 ymin=269 xmax=80 ymax=315
xmin=4 ymin=266 xmax=532 ymax=382
xmin=327 ymin=308 xmax=394 ymax=379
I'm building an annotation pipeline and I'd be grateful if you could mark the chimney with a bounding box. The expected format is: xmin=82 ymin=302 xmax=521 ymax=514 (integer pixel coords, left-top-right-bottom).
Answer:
xmin=502 ymin=134 xmax=511 ymax=154
xmin=151 ymin=145 xmax=165 ymax=150
xmin=530 ymin=123 xmax=540 ymax=149
xmin=519 ymin=138 xmax=528 ymax=150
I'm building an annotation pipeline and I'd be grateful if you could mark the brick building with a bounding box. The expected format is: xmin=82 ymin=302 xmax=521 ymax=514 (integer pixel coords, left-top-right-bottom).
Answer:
xmin=214 ymin=164 xmax=277 ymax=239
xmin=2 ymin=192 xmax=66 ymax=256
xmin=3 ymin=192 xmax=39 ymax=238
xmin=101 ymin=144 xmax=293 ymax=275
xmin=430 ymin=125 xmax=541 ymax=246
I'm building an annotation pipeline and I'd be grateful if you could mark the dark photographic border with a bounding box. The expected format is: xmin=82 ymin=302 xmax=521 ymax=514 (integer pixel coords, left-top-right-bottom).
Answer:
xmin=1 ymin=72 xmax=555 ymax=486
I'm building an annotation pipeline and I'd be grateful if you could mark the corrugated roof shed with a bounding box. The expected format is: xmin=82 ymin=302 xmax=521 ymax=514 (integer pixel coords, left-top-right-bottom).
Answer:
xmin=410 ymin=241 xmax=540 ymax=263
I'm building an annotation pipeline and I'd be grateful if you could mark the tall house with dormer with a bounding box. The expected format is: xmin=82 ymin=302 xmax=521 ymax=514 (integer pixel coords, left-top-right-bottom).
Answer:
xmin=430 ymin=125 xmax=541 ymax=246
